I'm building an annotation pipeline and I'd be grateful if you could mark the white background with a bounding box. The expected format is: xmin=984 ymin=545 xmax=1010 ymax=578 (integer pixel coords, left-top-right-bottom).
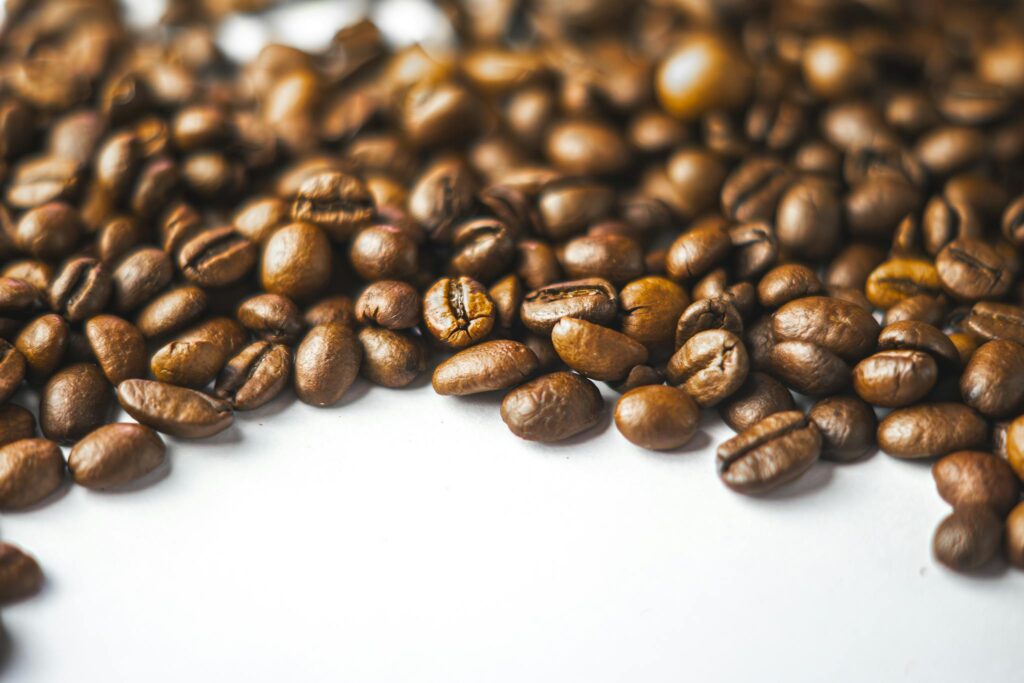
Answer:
xmin=3 ymin=1 xmax=1024 ymax=681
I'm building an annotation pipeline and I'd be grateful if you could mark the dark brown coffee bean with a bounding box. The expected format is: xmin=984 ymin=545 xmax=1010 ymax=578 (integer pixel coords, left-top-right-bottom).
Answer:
xmin=135 ymin=286 xmax=208 ymax=339
xmin=0 ymin=404 xmax=34 ymax=448
xmin=236 ymin=294 xmax=303 ymax=344
xmin=883 ymin=294 xmax=946 ymax=327
xmin=935 ymin=238 xmax=1013 ymax=302
xmin=551 ymin=318 xmax=649 ymax=382
xmin=178 ymin=227 xmax=257 ymax=288
xmin=960 ymin=340 xmax=1024 ymax=418
xmin=721 ymin=157 xmax=794 ymax=223
xmin=520 ymin=278 xmax=618 ymax=335
xmin=826 ymin=243 xmax=886 ymax=291
xmin=717 ymin=410 xmax=821 ymax=494
xmin=176 ymin=318 xmax=247 ymax=363
xmin=614 ymin=385 xmax=699 ymax=451
xmin=68 ymin=423 xmax=165 ymax=490
xmin=728 ymin=221 xmax=778 ymax=280
xmin=0 ymin=438 xmax=65 ymax=510
xmin=15 ymin=315 xmax=68 ymax=380
xmin=772 ymin=296 xmax=880 ymax=361
xmin=112 ymin=248 xmax=173 ymax=312
xmin=357 ymin=327 xmax=426 ymax=388
xmin=39 ymin=364 xmax=110 ymax=444
xmin=408 ymin=157 xmax=477 ymax=244
xmin=667 ymin=328 xmax=748 ymax=407
xmin=304 ymin=296 xmax=355 ymax=328
xmin=933 ymin=505 xmax=1002 ymax=573
xmin=261 ymin=222 xmax=332 ymax=302
xmin=422 ymin=277 xmax=495 ymax=349
xmin=878 ymin=403 xmax=987 ymax=460
xmin=808 ymin=395 xmax=877 ymax=462
xmin=775 ymin=178 xmax=840 ymax=259
xmin=844 ymin=177 xmax=920 ymax=240
xmin=352 ymin=281 xmax=419 ymax=330
xmin=12 ymin=202 xmax=81 ymax=259
xmin=94 ymin=132 xmax=141 ymax=198
xmin=921 ymin=195 xmax=984 ymax=257
xmin=675 ymin=296 xmax=744 ymax=348
xmin=757 ymin=264 xmax=823 ymax=308
xmin=445 ymin=218 xmax=515 ymax=282
xmin=877 ymin=320 xmax=960 ymax=369
xmin=619 ymin=277 xmax=689 ymax=351
xmin=964 ymin=302 xmax=1024 ymax=345
xmin=116 ymin=379 xmax=233 ymax=439
xmin=349 ymin=225 xmax=418 ymax=282
xmin=719 ymin=371 xmax=795 ymax=432
xmin=0 ymin=542 xmax=43 ymax=605
xmin=545 ymin=118 xmax=630 ymax=176
xmin=865 ymin=259 xmax=942 ymax=309
xmin=666 ymin=218 xmax=732 ymax=281
xmin=1002 ymin=194 xmax=1024 ymax=247
xmin=500 ymin=371 xmax=604 ymax=442
xmin=933 ymin=450 xmax=1020 ymax=515
xmin=0 ymin=276 xmax=41 ymax=314
xmin=607 ymin=364 xmax=664 ymax=393
xmin=560 ymin=234 xmax=644 ymax=285
xmin=85 ymin=315 xmax=147 ymax=385
xmin=48 ymin=258 xmax=111 ymax=323
xmin=433 ymin=340 xmax=538 ymax=396
xmin=665 ymin=148 xmax=727 ymax=217
xmin=0 ymin=341 xmax=26 ymax=404
xmin=232 ymin=196 xmax=289 ymax=245
xmin=769 ymin=340 xmax=851 ymax=396
xmin=294 ymin=322 xmax=362 ymax=407
xmin=214 ymin=342 xmax=291 ymax=410
xmin=852 ymin=350 xmax=937 ymax=408
xmin=515 ymin=240 xmax=561 ymax=290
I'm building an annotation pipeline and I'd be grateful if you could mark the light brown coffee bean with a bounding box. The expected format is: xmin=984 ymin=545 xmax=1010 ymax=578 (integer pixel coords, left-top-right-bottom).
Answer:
xmin=236 ymin=293 xmax=303 ymax=344
xmin=551 ymin=317 xmax=649 ymax=382
xmin=150 ymin=339 xmax=226 ymax=388
xmin=878 ymin=403 xmax=988 ymax=460
xmin=500 ymin=371 xmax=604 ymax=443
xmin=0 ymin=542 xmax=43 ymax=604
xmin=214 ymin=342 xmax=291 ymax=410
xmin=852 ymin=350 xmax=938 ymax=408
xmin=933 ymin=451 xmax=1021 ymax=515
xmin=294 ymin=322 xmax=362 ymax=407
xmin=135 ymin=286 xmax=208 ymax=339
xmin=68 ymin=423 xmax=166 ymax=490
xmin=933 ymin=505 xmax=1002 ymax=573
xmin=0 ymin=341 xmax=26 ymax=403
xmin=16 ymin=314 xmax=69 ymax=380
xmin=772 ymin=296 xmax=880 ymax=361
xmin=1006 ymin=502 xmax=1024 ymax=570
xmin=178 ymin=227 xmax=257 ymax=288
xmin=717 ymin=411 xmax=821 ymax=494
xmin=614 ymin=385 xmax=699 ymax=451
xmin=432 ymin=340 xmax=538 ymax=396
xmin=960 ymin=340 xmax=1024 ymax=418
xmin=358 ymin=327 xmax=426 ymax=388
xmin=116 ymin=379 xmax=233 ymax=439
xmin=719 ymin=371 xmax=795 ymax=432
xmin=423 ymin=276 xmax=495 ymax=349
xmin=260 ymin=222 xmax=332 ymax=302
xmin=808 ymin=395 xmax=877 ymax=462
xmin=39 ymin=364 xmax=110 ymax=444
xmin=85 ymin=315 xmax=147 ymax=385
xmin=667 ymin=328 xmax=749 ymax=407
xmin=0 ymin=438 xmax=65 ymax=510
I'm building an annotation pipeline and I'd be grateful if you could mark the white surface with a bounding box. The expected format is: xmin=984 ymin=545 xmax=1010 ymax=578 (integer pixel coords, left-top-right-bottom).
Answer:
xmin=3 ymin=379 xmax=1024 ymax=682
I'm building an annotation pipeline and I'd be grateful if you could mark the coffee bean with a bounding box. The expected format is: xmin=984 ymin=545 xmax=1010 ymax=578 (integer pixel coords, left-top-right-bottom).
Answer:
xmin=665 ymin=148 xmax=727 ymax=217
xmin=719 ymin=371 xmax=795 ymax=432
xmin=717 ymin=410 xmax=821 ymax=494
xmin=84 ymin=315 xmax=147 ymax=385
xmin=233 ymin=196 xmax=290 ymax=245
xmin=0 ymin=438 xmax=65 ymax=510
xmin=116 ymin=379 xmax=233 ymax=439
xmin=808 ymin=395 xmax=877 ymax=462
xmin=915 ymin=126 xmax=987 ymax=177
xmin=0 ymin=542 xmax=43 ymax=605
xmin=608 ymin=364 xmax=664 ymax=393
xmin=433 ymin=340 xmax=538 ymax=396
xmin=48 ymin=258 xmax=111 ymax=323
xmin=826 ymin=243 xmax=886 ymax=291
xmin=844 ymin=177 xmax=920 ymax=240
xmin=876 ymin=320 xmax=960 ymax=369
xmin=775 ymin=177 xmax=841 ymax=260
xmin=408 ymin=157 xmax=476 ymax=244
xmin=520 ymin=278 xmax=618 ymax=335
xmin=545 ymin=118 xmax=631 ymax=176
xmin=959 ymin=340 xmax=1024 ymax=418
xmin=883 ymin=294 xmax=946 ymax=327
xmin=135 ymin=286 xmax=208 ymax=339
xmin=214 ymin=342 xmax=291 ymax=410
xmin=933 ymin=450 xmax=1020 ymax=515
xmin=667 ymin=328 xmax=748 ymax=407
xmin=666 ymin=218 xmax=732 ymax=281
xmin=933 ymin=505 xmax=1002 ymax=572
xmin=357 ymin=327 xmax=426 ymax=388
xmin=449 ymin=218 xmax=515 ymax=282
xmin=878 ymin=403 xmax=987 ymax=459
xmin=0 ymin=341 xmax=26 ymax=403
xmin=304 ymin=295 xmax=355 ymax=328
xmin=964 ymin=301 xmax=1024 ymax=345
xmin=728 ymin=221 xmax=778 ymax=280
xmin=349 ymin=224 xmax=418 ymax=282
xmin=1006 ymin=415 xmax=1024 ymax=482
xmin=655 ymin=32 xmax=752 ymax=119
xmin=802 ymin=36 xmax=871 ymax=100
xmin=150 ymin=339 xmax=226 ymax=388
xmin=614 ymin=385 xmax=699 ymax=450
xmin=422 ymin=276 xmax=495 ymax=349
xmin=769 ymin=340 xmax=851 ymax=396
xmin=500 ymin=371 xmax=604 ymax=442
xmin=236 ymin=293 xmax=303 ymax=344
xmin=39 ymin=363 xmax=110 ymax=444
xmin=7 ymin=159 xmax=82 ymax=211
xmin=551 ymin=317 xmax=649 ymax=382
xmin=0 ymin=404 xmax=35 ymax=448
xmin=68 ymin=423 xmax=165 ymax=489
xmin=721 ymin=157 xmax=794 ymax=223
xmin=13 ymin=202 xmax=82 ymax=259
xmin=112 ymin=247 xmax=173 ymax=312
xmin=772 ymin=296 xmax=880 ymax=361
xmin=936 ymin=238 xmax=1013 ymax=302
xmin=865 ymin=258 xmax=943 ymax=309
xmin=757 ymin=264 xmax=823 ymax=308
xmin=922 ymin=195 xmax=983 ymax=257
xmin=619 ymin=276 xmax=689 ymax=351
xmin=560 ymin=234 xmax=644 ymax=285
xmin=674 ymin=296 xmax=743 ymax=348
xmin=853 ymin=350 xmax=937 ymax=408
xmin=1007 ymin=502 xmax=1024 ymax=570
xmin=16 ymin=314 xmax=69 ymax=380
xmin=178 ymin=227 xmax=257 ymax=288
xmin=260 ymin=222 xmax=332 ymax=302
xmin=294 ymin=322 xmax=362 ymax=407
xmin=489 ymin=275 xmax=521 ymax=332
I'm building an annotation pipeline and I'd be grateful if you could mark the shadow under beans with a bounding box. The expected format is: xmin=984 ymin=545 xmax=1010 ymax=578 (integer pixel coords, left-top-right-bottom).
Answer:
xmin=538 ymin=409 xmax=614 ymax=450
xmin=749 ymin=460 xmax=836 ymax=502
xmin=950 ymin=556 xmax=1011 ymax=581
xmin=5 ymin=477 xmax=72 ymax=515
xmin=169 ymin=423 xmax=244 ymax=452
xmin=236 ymin=389 xmax=298 ymax=420
xmin=333 ymin=378 xmax=372 ymax=408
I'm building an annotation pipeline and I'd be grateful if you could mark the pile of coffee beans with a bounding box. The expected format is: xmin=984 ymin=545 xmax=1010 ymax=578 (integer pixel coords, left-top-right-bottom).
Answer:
xmin=4 ymin=0 xmax=1024 ymax=606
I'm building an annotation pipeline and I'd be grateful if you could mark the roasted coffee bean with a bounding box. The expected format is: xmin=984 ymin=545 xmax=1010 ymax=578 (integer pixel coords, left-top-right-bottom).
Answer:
xmin=949 ymin=332 xmax=980 ymax=367
xmin=1002 ymin=194 xmax=1024 ymax=247
xmin=408 ymin=157 xmax=476 ymax=244
xmin=500 ymin=371 xmax=603 ymax=443
xmin=150 ymin=339 xmax=226 ymax=388
xmin=116 ymin=379 xmax=233 ymax=439
xmin=1007 ymin=416 xmax=1024 ymax=482
xmin=16 ymin=314 xmax=69 ymax=380
xmin=922 ymin=196 xmax=983 ymax=257
xmin=853 ymin=350 xmax=937 ymax=408
xmin=489 ymin=275 xmax=521 ymax=332
xmin=236 ymin=294 xmax=303 ymax=344
xmin=865 ymin=259 xmax=942 ymax=309
xmin=305 ymin=296 xmax=355 ymax=328
xmin=877 ymin=403 xmax=987 ymax=460
xmin=883 ymin=294 xmax=946 ymax=327
xmin=666 ymin=148 xmax=728 ymax=217
xmin=261 ymin=222 xmax=332 ymax=302
xmin=655 ymin=32 xmax=752 ymax=119
xmin=214 ymin=342 xmax=291 ymax=410
xmin=0 ymin=438 xmax=65 ymax=510
xmin=826 ymin=243 xmax=886 ymax=291
xmin=551 ymin=318 xmax=648 ymax=382
xmin=808 ymin=395 xmax=877 ymax=462
xmin=0 ymin=276 xmax=41 ymax=314
xmin=233 ymin=196 xmax=290 ymax=245
xmin=112 ymin=248 xmax=173 ymax=312
xmin=353 ymin=281 xmax=420 ymax=330
xmin=960 ymin=340 xmax=1024 ymax=418
xmin=423 ymin=277 xmax=495 ymax=349
xmin=772 ymin=296 xmax=880 ymax=361
xmin=933 ymin=451 xmax=1020 ymax=516
xmin=13 ymin=202 xmax=81 ymax=259
xmin=614 ymin=385 xmax=699 ymax=451
xmin=294 ymin=323 xmax=362 ymax=407
xmin=936 ymin=238 xmax=1013 ymax=302
xmin=449 ymin=219 xmax=515 ymax=282
xmin=666 ymin=218 xmax=732 ymax=281
xmin=933 ymin=505 xmax=1002 ymax=573
xmin=619 ymin=276 xmax=689 ymax=351
xmin=802 ymin=36 xmax=871 ymax=100
xmin=516 ymin=240 xmax=562 ymax=290
xmin=0 ymin=542 xmax=43 ymax=605
xmin=357 ymin=327 xmax=426 ymax=388
xmin=0 ymin=341 xmax=26 ymax=403
xmin=178 ymin=227 xmax=257 ymax=288
xmin=757 ymin=264 xmax=823 ymax=308
xmin=769 ymin=340 xmax=850 ymax=396
xmin=560 ymin=234 xmax=644 ymax=285
xmin=915 ymin=126 xmax=987 ymax=177
xmin=728 ymin=221 xmax=778 ymax=280
xmin=844 ymin=177 xmax=920 ymax=240
xmin=39 ymin=364 xmax=110 ymax=444
xmin=721 ymin=157 xmax=793 ymax=223
xmin=177 ymin=318 xmax=247 ymax=363
xmin=667 ymin=328 xmax=748 ymax=407
xmin=719 ymin=371 xmax=795 ymax=432
xmin=135 ymin=286 xmax=208 ymax=339
xmin=521 ymin=278 xmax=618 ymax=335
xmin=964 ymin=301 xmax=1024 ymax=345
xmin=1007 ymin=502 xmax=1024 ymax=569
xmin=674 ymin=296 xmax=743 ymax=349
xmin=433 ymin=340 xmax=539 ymax=396
xmin=876 ymin=320 xmax=960 ymax=369
xmin=85 ymin=315 xmax=147 ymax=385
xmin=545 ymin=118 xmax=631 ymax=176
xmin=349 ymin=225 xmax=418 ymax=282
xmin=0 ymin=404 xmax=35 ymax=448
xmin=68 ymin=423 xmax=165 ymax=490
xmin=717 ymin=411 xmax=821 ymax=494
xmin=608 ymin=364 xmax=664 ymax=393
xmin=48 ymin=258 xmax=111 ymax=323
